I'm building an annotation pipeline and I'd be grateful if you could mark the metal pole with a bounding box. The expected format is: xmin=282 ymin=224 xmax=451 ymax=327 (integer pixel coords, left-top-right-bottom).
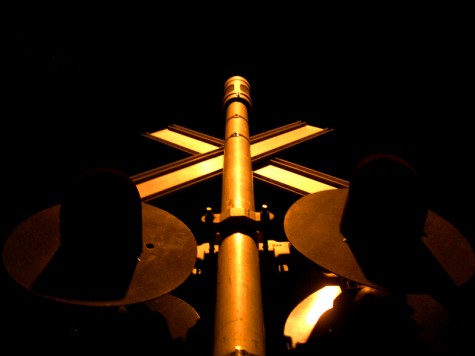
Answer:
xmin=213 ymin=76 xmax=266 ymax=356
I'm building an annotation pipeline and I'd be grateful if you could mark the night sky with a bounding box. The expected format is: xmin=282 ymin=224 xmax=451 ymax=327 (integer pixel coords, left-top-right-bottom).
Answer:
xmin=5 ymin=4 xmax=472 ymax=234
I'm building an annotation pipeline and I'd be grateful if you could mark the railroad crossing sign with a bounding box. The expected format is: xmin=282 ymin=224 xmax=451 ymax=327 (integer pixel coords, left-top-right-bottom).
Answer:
xmin=3 ymin=76 xmax=473 ymax=356
xmin=129 ymin=76 xmax=348 ymax=355
xmin=130 ymin=115 xmax=348 ymax=201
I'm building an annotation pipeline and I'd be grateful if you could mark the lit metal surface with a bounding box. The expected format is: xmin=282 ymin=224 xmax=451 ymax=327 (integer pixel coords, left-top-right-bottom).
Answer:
xmin=136 ymin=125 xmax=327 ymax=200
xmin=145 ymin=294 xmax=200 ymax=342
xmin=2 ymin=203 xmax=197 ymax=307
xmin=213 ymin=76 xmax=265 ymax=356
xmin=254 ymin=165 xmax=337 ymax=194
xmin=250 ymin=125 xmax=324 ymax=158
xmin=214 ymin=233 xmax=265 ymax=355
xmin=284 ymin=188 xmax=475 ymax=291
xmin=136 ymin=155 xmax=223 ymax=199
xmin=149 ymin=128 xmax=221 ymax=154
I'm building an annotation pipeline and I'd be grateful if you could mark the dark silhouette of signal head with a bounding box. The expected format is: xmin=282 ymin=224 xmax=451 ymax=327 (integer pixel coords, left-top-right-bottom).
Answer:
xmin=340 ymin=153 xmax=428 ymax=247
xmin=60 ymin=167 xmax=143 ymax=264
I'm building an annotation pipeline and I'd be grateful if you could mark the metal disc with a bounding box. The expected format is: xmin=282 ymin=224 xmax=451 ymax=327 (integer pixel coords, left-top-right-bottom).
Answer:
xmin=284 ymin=189 xmax=475 ymax=292
xmin=3 ymin=203 xmax=197 ymax=306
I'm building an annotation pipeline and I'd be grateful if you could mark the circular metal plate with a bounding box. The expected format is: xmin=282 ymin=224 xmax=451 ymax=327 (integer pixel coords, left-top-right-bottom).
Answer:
xmin=3 ymin=203 xmax=197 ymax=306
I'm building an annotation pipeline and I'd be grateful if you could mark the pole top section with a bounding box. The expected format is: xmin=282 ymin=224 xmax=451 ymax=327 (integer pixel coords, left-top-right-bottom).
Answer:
xmin=223 ymin=76 xmax=252 ymax=110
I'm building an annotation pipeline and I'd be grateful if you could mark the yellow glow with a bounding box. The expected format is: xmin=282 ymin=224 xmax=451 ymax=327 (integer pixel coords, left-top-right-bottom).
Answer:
xmin=305 ymin=285 xmax=341 ymax=325
xmin=284 ymin=285 xmax=342 ymax=349
xmin=254 ymin=165 xmax=337 ymax=194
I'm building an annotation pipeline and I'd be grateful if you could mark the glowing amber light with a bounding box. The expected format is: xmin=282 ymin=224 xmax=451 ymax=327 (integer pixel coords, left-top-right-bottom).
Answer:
xmin=284 ymin=285 xmax=342 ymax=349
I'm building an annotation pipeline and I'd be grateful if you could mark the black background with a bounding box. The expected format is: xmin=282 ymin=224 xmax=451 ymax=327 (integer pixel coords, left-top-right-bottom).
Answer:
xmin=3 ymin=3 xmax=474 ymax=352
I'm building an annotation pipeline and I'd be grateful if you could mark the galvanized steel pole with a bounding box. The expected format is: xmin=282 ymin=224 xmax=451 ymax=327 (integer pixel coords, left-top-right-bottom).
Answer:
xmin=213 ymin=76 xmax=266 ymax=356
